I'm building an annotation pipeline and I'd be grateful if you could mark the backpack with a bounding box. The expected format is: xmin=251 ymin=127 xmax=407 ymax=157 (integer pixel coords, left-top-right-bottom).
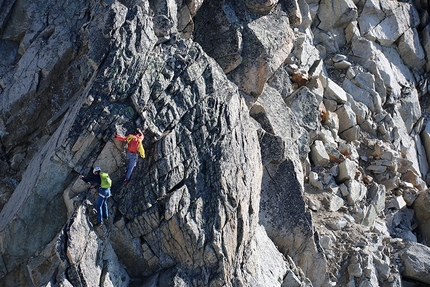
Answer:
xmin=126 ymin=135 xmax=146 ymax=158
xmin=99 ymin=172 xmax=112 ymax=188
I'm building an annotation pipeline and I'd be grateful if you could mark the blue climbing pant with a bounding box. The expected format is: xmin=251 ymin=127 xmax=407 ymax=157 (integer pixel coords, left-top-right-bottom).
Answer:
xmin=125 ymin=152 xmax=138 ymax=180
xmin=97 ymin=187 xmax=111 ymax=223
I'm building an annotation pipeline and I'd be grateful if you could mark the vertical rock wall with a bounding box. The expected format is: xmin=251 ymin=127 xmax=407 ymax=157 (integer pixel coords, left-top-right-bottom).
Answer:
xmin=0 ymin=0 xmax=430 ymax=286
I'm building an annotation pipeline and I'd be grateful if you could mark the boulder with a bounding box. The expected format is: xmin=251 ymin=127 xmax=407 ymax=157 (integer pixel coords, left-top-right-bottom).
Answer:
xmin=362 ymin=204 xmax=377 ymax=226
xmin=344 ymin=66 xmax=383 ymax=113
xmin=324 ymin=143 xmax=345 ymax=163
xmin=322 ymin=111 xmax=339 ymax=135
xmin=229 ymin=14 xmax=295 ymax=96
xmin=397 ymin=28 xmax=426 ymax=71
xmin=329 ymin=194 xmax=345 ymax=212
xmin=241 ymin=225 xmax=289 ymax=286
xmin=268 ymin=64 xmax=295 ymax=99
xmin=421 ymin=24 xmax=430 ymax=71
xmin=326 ymin=216 xmax=348 ymax=230
xmin=324 ymin=78 xmax=348 ymax=104
xmin=258 ymin=130 xmax=286 ymax=166
xmin=335 ymin=103 xmax=357 ymax=133
xmin=284 ymin=86 xmax=321 ymax=132
xmin=336 ymin=158 xmax=357 ymax=183
xmin=245 ymin=0 xmax=279 ymax=14
xmin=420 ymin=121 xmax=430 ymax=166
xmin=414 ymin=189 xmax=430 ymax=244
xmin=255 ymin=86 xmax=303 ymax=165
xmin=347 ymin=255 xmax=363 ymax=277
xmin=339 ymin=125 xmax=360 ymax=142
xmin=345 ymin=179 xmax=367 ymax=205
xmin=317 ymin=0 xmax=357 ymax=31
xmin=260 ymin=160 xmax=329 ymax=286
xmin=400 ymin=243 xmax=430 ymax=284
xmin=358 ymin=0 xmax=420 ymax=46
xmin=309 ymin=171 xmax=324 ymax=190
xmin=368 ymin=183 xmax=386 ymax=214
xmin=194 ymin=1 xmax=243 ymax=73
xmin=310 ymin=140 xmax=330 ymax=166
xmin=291 ymin=31 xmax=321 ymax=70
xmin=350 ymin=37 xmax=414 ymax=101
xmin=386 ymin=196 xmax=407 ymax=210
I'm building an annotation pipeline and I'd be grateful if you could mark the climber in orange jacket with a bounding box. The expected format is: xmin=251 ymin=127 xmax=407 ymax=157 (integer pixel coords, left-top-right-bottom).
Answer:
xmin=114 ymin=128 xmax=145 ymax=185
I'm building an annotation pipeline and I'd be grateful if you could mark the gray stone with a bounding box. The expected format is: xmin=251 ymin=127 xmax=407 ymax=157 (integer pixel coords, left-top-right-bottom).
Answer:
xmin=402 ymin=188 xmax=419 ymax=206
xmin=358 ymin=0 xmax=420 ymax=46
xmin=345 ymin=21 xmax=360 ymax=43
xmin=397 ymin=230 xmax=417 ymax=243
xmin=322 ymin=111 xmax=339 ymax=135
xmin=261 ymin=159 xmax=328 ymax=286
xmin=368 ymin=184 xmax=385 ymax=214
xmin=397 ymin=28 xmax=426 ymax=71
xmin=362 ymin=204 xmax=377 ymax=226
xmin=245 ymin=0 xmax=279 ymax=14
xmin=284 ymin=86 xmax=321 ymax=132
xmin=229 ymin=14 xmax=295 ymax=96
xmin=336 ymin=158 xmax=357 ymax=183
xmin=319 ymin=235 xmax=333 ymax=250
xmin=366 ymin=165 xmax=387 ymax=174
xmin=194 ymin=1 xmax=243 ymax=74
xmin=414 ymin=189 xmax=430 ymax=244
xmin=317 ymin=0 xmax=357 ymax=31
xmin=345 ymin=179 xmax=367 ymax=205
xmin=371 ymin=218 xmax=390 ymax=236
xmin=310 ymin=140 xmax=330 ymax=166
xmin=421 ymin=24 xmax=430 ymax=71
xmin=343 ymin=66 xmax=382 ymax=113
xmin=420 ymin=121 xmax=430 ymax=166
xmin=326 ymin=217 xmax=348 ymax=230
xmin=325 ymin=78 xmax=348 ymax=104
xmin=415 ymin=135 xmax=429 ymax=180
xmin=268 ymin=65 xmax=295 ymax=99
xmin=323 ymin=98 xmax=338 ymax=112
xmin=257 ymin=130 xmax=286 ymax=166
xmin=291 ymin=31 xmax=321 ymax=70
xmin=309 ymin=171 xmax=324 ymax=190
xmin=350 ymin=37 xmax=413 ymax=102
xmin=329 ymin=194 xmax=345 ymax=212
xmin=335 ymin=102 xmax=357 ymax=133
xmin=348 ymin=262 xmax=363 ymax=278
xmin=386 ymin=196 xmax=407 ymax=210
xmin=319 ymin=129 xmax=336 ymax=145
xmin=333 ymin=60 xmax=352 ymax=69
xmin=282 ymin=271 xmax=303 ymax=287
xmin=241 ymin=225 xmax=289 ymax=286
xmin=339 ymin=125 xmax=360 ymax=142
xmin=400 ymin=243 xmax=430 ymax=284
xmin=255 ymin=85 xmax=303 ymax=167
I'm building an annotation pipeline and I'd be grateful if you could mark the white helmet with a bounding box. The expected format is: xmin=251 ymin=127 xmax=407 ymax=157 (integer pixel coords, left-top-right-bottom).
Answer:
xmin=93 ymin=167 xmax=101 ymax=173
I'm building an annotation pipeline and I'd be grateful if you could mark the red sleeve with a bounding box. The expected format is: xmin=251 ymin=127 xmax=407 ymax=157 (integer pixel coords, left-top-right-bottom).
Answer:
xmin=115 ymin=134 xmax=127 ymax=141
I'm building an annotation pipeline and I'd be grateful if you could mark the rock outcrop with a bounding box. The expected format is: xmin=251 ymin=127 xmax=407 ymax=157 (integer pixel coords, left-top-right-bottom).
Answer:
xmin=1 ymin=0 xmax=430 ymax=286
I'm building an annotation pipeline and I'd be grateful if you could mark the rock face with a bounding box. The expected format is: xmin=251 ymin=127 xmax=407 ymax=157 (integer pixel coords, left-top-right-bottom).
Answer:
xmin=1 ymin=0 xmax=430 ymax=286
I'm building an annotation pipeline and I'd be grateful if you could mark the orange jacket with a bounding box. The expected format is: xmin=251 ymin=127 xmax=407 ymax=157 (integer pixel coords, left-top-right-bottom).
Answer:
xmin=115 ymin=134 xmax=145 ymax=158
